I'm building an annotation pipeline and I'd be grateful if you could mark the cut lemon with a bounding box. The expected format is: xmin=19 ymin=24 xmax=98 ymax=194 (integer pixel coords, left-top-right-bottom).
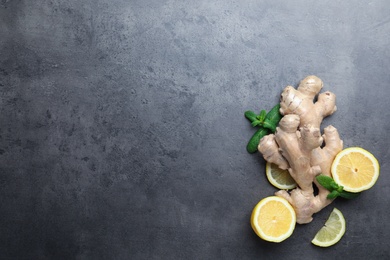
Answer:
xmin=251 ymin=196 xmax=296 ymax=242
xmin=331 ymin=147 xmax=380 ymax=193
xmin=311 ymin=208 xmax=346 ymax=247
xmin=266 ymin=162 xmax=296 ymax=190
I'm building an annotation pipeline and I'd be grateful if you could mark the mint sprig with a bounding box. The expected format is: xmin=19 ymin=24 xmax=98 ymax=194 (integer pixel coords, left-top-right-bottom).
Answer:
xmin=245 ymin=104 xmax=282 ymax=153
xmin=316 ymin=174 xmax=360 ymax=200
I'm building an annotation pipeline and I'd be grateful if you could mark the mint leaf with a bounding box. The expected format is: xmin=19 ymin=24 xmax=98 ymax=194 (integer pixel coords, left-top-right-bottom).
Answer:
xmin=327 ymin=190 xmax=339 ymax=199
xmin=338 ymin=191 xmax=360 ymax=199
xmin=257 ymin=110 xmax=267 ymax=122
xmin=245 ymin=110 xmax=258 ymax=123
xmin=316 ymin=175 xmax=334 ymax=191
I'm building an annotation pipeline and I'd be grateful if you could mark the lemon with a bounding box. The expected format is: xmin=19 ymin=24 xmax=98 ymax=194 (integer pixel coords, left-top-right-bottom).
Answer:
xmin=331 ymin=147 xmax=380 ymax=193
xmin=311 ymin=208 xmax=346 ymax=247
xmin=266 ymin=162 xmax=296 ymax=190
xmin=251 ymin=196 xmax=296 ymax=242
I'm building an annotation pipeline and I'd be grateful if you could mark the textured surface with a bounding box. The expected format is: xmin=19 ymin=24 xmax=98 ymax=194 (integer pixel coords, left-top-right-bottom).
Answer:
xmin=1 ymin=0 xmax=390 ymax=259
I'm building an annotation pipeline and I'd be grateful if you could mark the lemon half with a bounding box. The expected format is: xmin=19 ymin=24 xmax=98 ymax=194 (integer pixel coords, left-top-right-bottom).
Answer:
xmin=331 ymin=147 xmax=380 ymax=193
xmin=266 ymin=162 xmax=296 ymax=190
xmin=251 ymin=196 xmax=296 ymax=242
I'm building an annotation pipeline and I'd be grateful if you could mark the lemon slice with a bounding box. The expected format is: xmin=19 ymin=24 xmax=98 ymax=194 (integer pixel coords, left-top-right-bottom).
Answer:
xmin=311 ymin=208 xmax=346 ymax=247
xmin=266 ymin=162 xmax=296 ymax=190
xmin=251 ymin=196 xmax=296 ymax=242
xmin=331 ymin=147 xmax=380 ymax=193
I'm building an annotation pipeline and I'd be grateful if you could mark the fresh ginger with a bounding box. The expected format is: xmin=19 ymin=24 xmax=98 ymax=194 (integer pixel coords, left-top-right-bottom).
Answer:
xmin=258 ymin=75 xmax=343 ymax=224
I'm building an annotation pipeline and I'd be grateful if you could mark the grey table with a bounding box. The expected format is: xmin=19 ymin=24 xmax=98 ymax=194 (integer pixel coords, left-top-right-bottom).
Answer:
xmin=1 ymin=0 xmax=389 ymax=259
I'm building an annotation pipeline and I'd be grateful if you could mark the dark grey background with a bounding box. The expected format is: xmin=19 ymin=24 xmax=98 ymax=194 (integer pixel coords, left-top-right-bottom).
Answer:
xmin=1 ymin=0 xmax=389 ymax=259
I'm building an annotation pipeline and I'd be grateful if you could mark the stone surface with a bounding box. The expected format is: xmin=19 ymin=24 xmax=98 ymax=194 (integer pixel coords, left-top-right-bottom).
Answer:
xmin=1 ymin=0 xmax=390 ymax=259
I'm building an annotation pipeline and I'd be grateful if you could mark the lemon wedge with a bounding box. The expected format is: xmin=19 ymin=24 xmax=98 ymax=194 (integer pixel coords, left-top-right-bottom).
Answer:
xmin=266 ymin=162 xmax=296 ymax=190
xmin=311 ymin=208 xmax=346 ymax=247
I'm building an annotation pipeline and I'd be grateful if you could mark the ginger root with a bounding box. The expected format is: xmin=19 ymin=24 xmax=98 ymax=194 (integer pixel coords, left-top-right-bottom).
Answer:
xmin=258 ymin=76 xmax=343 ymax=224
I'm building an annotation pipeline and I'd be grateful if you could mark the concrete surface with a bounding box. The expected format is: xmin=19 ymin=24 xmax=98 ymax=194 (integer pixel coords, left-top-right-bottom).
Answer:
xmin=1 ymin=0 xmax=390 ymax=259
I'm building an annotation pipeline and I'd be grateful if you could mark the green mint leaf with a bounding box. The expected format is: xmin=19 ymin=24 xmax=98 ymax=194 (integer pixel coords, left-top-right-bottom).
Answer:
xmin=338 ymin=191 xmax=360 ymax=199
xmin=330 ymin=181 xmax=339 ymax=190
xmin=245 ymin=110 xmax=258 ymax=123
xmin=265 ymin=104 xmax=282 ymax=125
xmin=316 ymin=175 xmax=334 ymax=191
xmin=327 ymin=190 xmax=339 ymax=199
xmin=263 ymin=119 xmax=277 ymax=133
xmin=246 ymin=127 xmax=269 ymax=154
xmin=257 ymin=110 xmax=267 ymax=122
xmin=251 ymin=120 xmax=262 ymax=127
